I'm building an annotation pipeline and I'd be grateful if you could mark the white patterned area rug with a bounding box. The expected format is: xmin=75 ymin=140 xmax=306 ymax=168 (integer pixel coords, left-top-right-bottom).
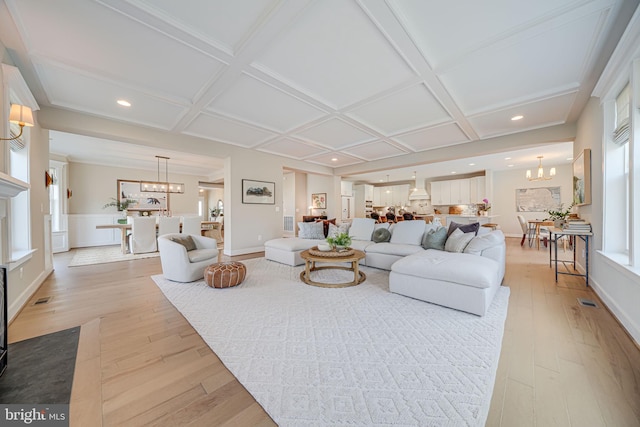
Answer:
xmin=68 ymin=245 xmax=159 ymax=267
xmin=152 ymin=258 xmax=510 ymax=426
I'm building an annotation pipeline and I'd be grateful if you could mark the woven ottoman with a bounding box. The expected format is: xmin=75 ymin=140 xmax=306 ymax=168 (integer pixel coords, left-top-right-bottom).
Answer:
xmin=204 ymin=261 xmax=246 ymax=288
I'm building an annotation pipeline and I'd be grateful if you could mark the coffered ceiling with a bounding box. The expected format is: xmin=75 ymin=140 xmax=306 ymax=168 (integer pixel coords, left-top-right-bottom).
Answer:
xmin=0 ymin=0 xmax=634 ymax=179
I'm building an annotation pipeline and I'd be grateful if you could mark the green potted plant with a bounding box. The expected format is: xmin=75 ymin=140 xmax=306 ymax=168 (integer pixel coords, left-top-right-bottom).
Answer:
xmin=103 ymin=197 xmax=136 ymax=223
xmin=326 ymin=232 xmax=352 ymax=251
xmin=546 ymin=203 xmax=574 ymax=228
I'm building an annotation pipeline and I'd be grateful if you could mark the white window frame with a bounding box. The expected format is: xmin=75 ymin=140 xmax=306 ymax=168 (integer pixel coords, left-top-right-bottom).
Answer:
xmin=2 ymin=64 xmax=37 ymax=268
xmin=600 ymin=61 xmax=639 ymax=270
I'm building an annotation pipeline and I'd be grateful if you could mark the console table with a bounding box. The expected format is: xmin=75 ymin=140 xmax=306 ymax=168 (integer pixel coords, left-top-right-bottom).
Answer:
xmin=549 ymin=227 xmax=593 ymax=286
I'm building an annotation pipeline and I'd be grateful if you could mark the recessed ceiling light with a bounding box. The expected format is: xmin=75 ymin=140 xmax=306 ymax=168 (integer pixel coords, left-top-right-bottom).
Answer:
xmin=331 ymin=157 xmax=338 ymax=162
xmin=566 ymin=157 xmax=573 ymax=161
xmin=379 ymin=179 xmax=384 ymax=182
xmin=468 ymin=163 xmax=475 ymax=166
xmin=117 ymin=99 xmax=131 ymax=107
xmin=451 ymin=171 xmax=457 ymax=174
xmin=505 ymin=157 xmax=511 ymax=160
xmin=511 ymin=115 xmax=523 ymax=121
xmin=507 ymin=164 xmax=514 ymax=167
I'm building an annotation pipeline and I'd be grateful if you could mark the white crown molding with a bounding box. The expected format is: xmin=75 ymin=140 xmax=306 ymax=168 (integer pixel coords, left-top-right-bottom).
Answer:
xmin=1 ymin=64 xmax=39 ymax=110
xmin=593 ymin=4 xmax=640 ymax=98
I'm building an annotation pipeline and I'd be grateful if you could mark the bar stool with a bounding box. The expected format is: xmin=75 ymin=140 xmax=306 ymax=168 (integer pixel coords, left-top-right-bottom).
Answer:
xmin=482 ymin=223 xmax=499 ymax=231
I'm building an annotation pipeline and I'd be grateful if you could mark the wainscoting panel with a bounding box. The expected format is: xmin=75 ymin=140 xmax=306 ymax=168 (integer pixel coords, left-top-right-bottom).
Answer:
xmin=68 ymin=214 xmax=121 ymax=248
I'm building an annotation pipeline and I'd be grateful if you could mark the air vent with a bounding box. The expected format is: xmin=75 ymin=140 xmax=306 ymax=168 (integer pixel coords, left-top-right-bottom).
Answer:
xmin=578 ymin=298 xmax=598 ymax=308
xmin=34 ymin=297 xmax=51 ymax=305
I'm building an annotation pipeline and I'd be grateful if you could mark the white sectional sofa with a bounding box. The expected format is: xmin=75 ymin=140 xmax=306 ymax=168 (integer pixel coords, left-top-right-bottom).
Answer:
xmin=264 ymin=218 xmax=506 ymax=316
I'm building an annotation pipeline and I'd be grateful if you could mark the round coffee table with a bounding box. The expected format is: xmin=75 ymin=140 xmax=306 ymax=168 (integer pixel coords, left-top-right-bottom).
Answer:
xmin=299 ymin=248 xmax=366 ymax=288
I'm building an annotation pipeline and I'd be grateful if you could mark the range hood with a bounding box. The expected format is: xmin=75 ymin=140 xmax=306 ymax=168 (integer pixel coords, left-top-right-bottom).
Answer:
xmin=409 ymin=188 xmax=430 ymax=200
xmin=0 ymin=172 xmax=29 ymax=199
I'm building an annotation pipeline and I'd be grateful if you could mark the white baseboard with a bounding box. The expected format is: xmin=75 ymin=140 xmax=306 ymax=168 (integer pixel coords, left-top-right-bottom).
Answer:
xmin=8 ymin=267 xmax=53 ymax=323
xmin=225 ymin=246 xmax=265 ymax=256
xmin=589 ymin=275 xmax=640 ymax=346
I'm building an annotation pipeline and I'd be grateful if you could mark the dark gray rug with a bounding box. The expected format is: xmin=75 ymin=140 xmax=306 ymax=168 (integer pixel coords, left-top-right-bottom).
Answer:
xmin=0 ymin=327 xmax=80 ymax=404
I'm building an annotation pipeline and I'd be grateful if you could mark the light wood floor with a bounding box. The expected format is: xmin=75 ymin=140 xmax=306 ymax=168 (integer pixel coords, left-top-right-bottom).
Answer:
xmin=8 ymin=239 xmax=640 ymax=426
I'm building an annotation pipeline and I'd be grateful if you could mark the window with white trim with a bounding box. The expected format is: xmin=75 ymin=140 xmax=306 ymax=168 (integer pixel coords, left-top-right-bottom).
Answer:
xmin=603 ymin=75 xmax=637 ymax=267
xmin=8 ymin=119 xmax=30 ymax=259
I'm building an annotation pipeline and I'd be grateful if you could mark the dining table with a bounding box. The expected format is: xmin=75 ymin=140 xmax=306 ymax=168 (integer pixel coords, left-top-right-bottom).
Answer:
xmin=527 ymin=219 xmax=554 ymax=249
xmin=96 ymin=220 xmax=222 ymax=254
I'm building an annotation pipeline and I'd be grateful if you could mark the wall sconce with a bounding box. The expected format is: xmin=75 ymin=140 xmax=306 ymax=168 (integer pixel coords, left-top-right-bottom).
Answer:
xmin=45 ymin=171 xmax=53 ymax=188
xmin=0 ymin=104 xmax=35 ymax=141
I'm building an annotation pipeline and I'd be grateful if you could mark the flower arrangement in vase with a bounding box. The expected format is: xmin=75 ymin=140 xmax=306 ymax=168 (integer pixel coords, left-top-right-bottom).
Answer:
xmin=478 ymin=198 xmax=491 ymax=216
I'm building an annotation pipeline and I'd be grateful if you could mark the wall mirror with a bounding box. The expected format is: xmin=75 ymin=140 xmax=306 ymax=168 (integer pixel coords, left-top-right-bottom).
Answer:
xmin=118 ymin=179 xmax=168 ymax=211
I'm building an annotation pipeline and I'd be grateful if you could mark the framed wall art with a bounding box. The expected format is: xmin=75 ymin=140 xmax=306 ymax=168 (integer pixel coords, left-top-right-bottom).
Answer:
xmin=516 ymin=186 xmax=561 ymax=212
xmin=311 ymin=193 xmax=326 ymax=209
xmin=573 ymin=149 xmax=591 ymax=206
xmin=242 ymin=179 xmax=275 ymax=204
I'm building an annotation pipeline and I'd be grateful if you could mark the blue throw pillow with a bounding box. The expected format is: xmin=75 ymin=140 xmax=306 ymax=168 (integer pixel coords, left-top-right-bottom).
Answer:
xmin=422 ymin=227 xmax=447 ymax=250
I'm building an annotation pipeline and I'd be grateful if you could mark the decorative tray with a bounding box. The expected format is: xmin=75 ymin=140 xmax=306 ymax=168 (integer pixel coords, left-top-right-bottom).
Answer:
xmin=308 ymin=246 xmax=355 ymax=257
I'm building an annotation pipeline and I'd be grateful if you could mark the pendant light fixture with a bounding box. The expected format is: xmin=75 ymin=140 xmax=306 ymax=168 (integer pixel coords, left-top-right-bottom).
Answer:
xmin=140 ymin=155 xmax=185 ymax=194
xmin=526 ymin=156 xmax=556 ymax=181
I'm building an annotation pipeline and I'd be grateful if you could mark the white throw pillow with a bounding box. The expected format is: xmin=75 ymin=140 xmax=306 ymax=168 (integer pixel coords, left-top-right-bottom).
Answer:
xmin=444 ymin=228 xmax=475 ymax=253
xmin=327 ymin=222 xmax=350 ymax=238
xmin=390 ymin=220 xmax=426 ymax=246
xmin=464 ymin=230 xmax=505 ymax=255
xmin=349 ymin=218 xmax=376 ymax=241
xmin=298 ymin=222 xmax=325 ymax=240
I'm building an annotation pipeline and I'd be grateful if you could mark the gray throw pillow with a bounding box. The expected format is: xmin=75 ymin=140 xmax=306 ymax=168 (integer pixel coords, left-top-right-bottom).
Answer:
xmin=170 ymin=235 xmax=197 ymax=251
xmin=444 ymin=228 xmax=475 ymax=253
xmin=298 ymin=222 xmax=325 ymax=239
xmin=422 ymin=227 xmax=447 ymax=250
xmin=447 ymin=221 xmax=480 ymax=237
xmin=372 ymin=228 xmax=391 ymax=243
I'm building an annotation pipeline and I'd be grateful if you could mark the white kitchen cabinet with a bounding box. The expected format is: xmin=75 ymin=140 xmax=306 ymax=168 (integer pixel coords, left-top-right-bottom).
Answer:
xmin=372 ymin=186 xmax=383 ymax=206
xmin=450 ymin=179 xmax=470 ymax=204
xmin=382 ymin=186 xmax=393 ymax=206
xmin=340 ymin=181 xmax=353 ymax=196
xmin=430 ymin=181 xmax=442 ymax=205
xmin=469 ymin=176 xmax=486 ymax=202
xmin=392 ymin=184 xmax=409 ymax=206
xmin=364 ymin=184 xmax=374 ymax=201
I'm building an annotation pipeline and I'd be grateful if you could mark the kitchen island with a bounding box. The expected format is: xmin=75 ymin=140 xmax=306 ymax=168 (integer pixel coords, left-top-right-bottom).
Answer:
xmin=444 ymin=215 xmax=499 ymax=227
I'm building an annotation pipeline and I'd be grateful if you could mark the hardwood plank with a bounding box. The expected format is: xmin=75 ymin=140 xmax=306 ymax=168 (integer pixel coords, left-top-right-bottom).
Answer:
xmin=70 ymin=318 xmax=103 ymax=427
xmin=6 ymin=240 xmax=640 ymax=426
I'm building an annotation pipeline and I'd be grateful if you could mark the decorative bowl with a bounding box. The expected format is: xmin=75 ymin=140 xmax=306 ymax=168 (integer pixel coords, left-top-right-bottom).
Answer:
xmin=317 ymin=243 xmax=332 ymax=251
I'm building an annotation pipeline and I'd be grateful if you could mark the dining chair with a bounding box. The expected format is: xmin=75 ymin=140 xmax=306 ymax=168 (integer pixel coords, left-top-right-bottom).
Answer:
xmin=181 ymin=216 xmax=202 ymax=236
xmin=517 ymin=215 xmax=535 ymax=247
xmin=158 ymin=216 xmax=180 ymax=237
xmin=129 ymin=216 xmax=158 ymax=254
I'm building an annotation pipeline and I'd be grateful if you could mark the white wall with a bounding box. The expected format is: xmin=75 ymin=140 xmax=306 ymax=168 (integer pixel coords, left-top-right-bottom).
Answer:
xmin=68 ymin=162 xmax=208 ymax=216
xmin=223 ymin=153 xmax=284 ymax=256
xmin=306 ymin=173 xmax=337 ymax=219
xmin=576 ymin=97 xmax=640 ymax=344
xmin=493 ymin=164 xmax=574 ymax=237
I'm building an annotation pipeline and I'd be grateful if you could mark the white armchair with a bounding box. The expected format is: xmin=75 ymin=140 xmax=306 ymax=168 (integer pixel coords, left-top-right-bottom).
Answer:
xmin=158 ymin=233 xmax=219 ymax=282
